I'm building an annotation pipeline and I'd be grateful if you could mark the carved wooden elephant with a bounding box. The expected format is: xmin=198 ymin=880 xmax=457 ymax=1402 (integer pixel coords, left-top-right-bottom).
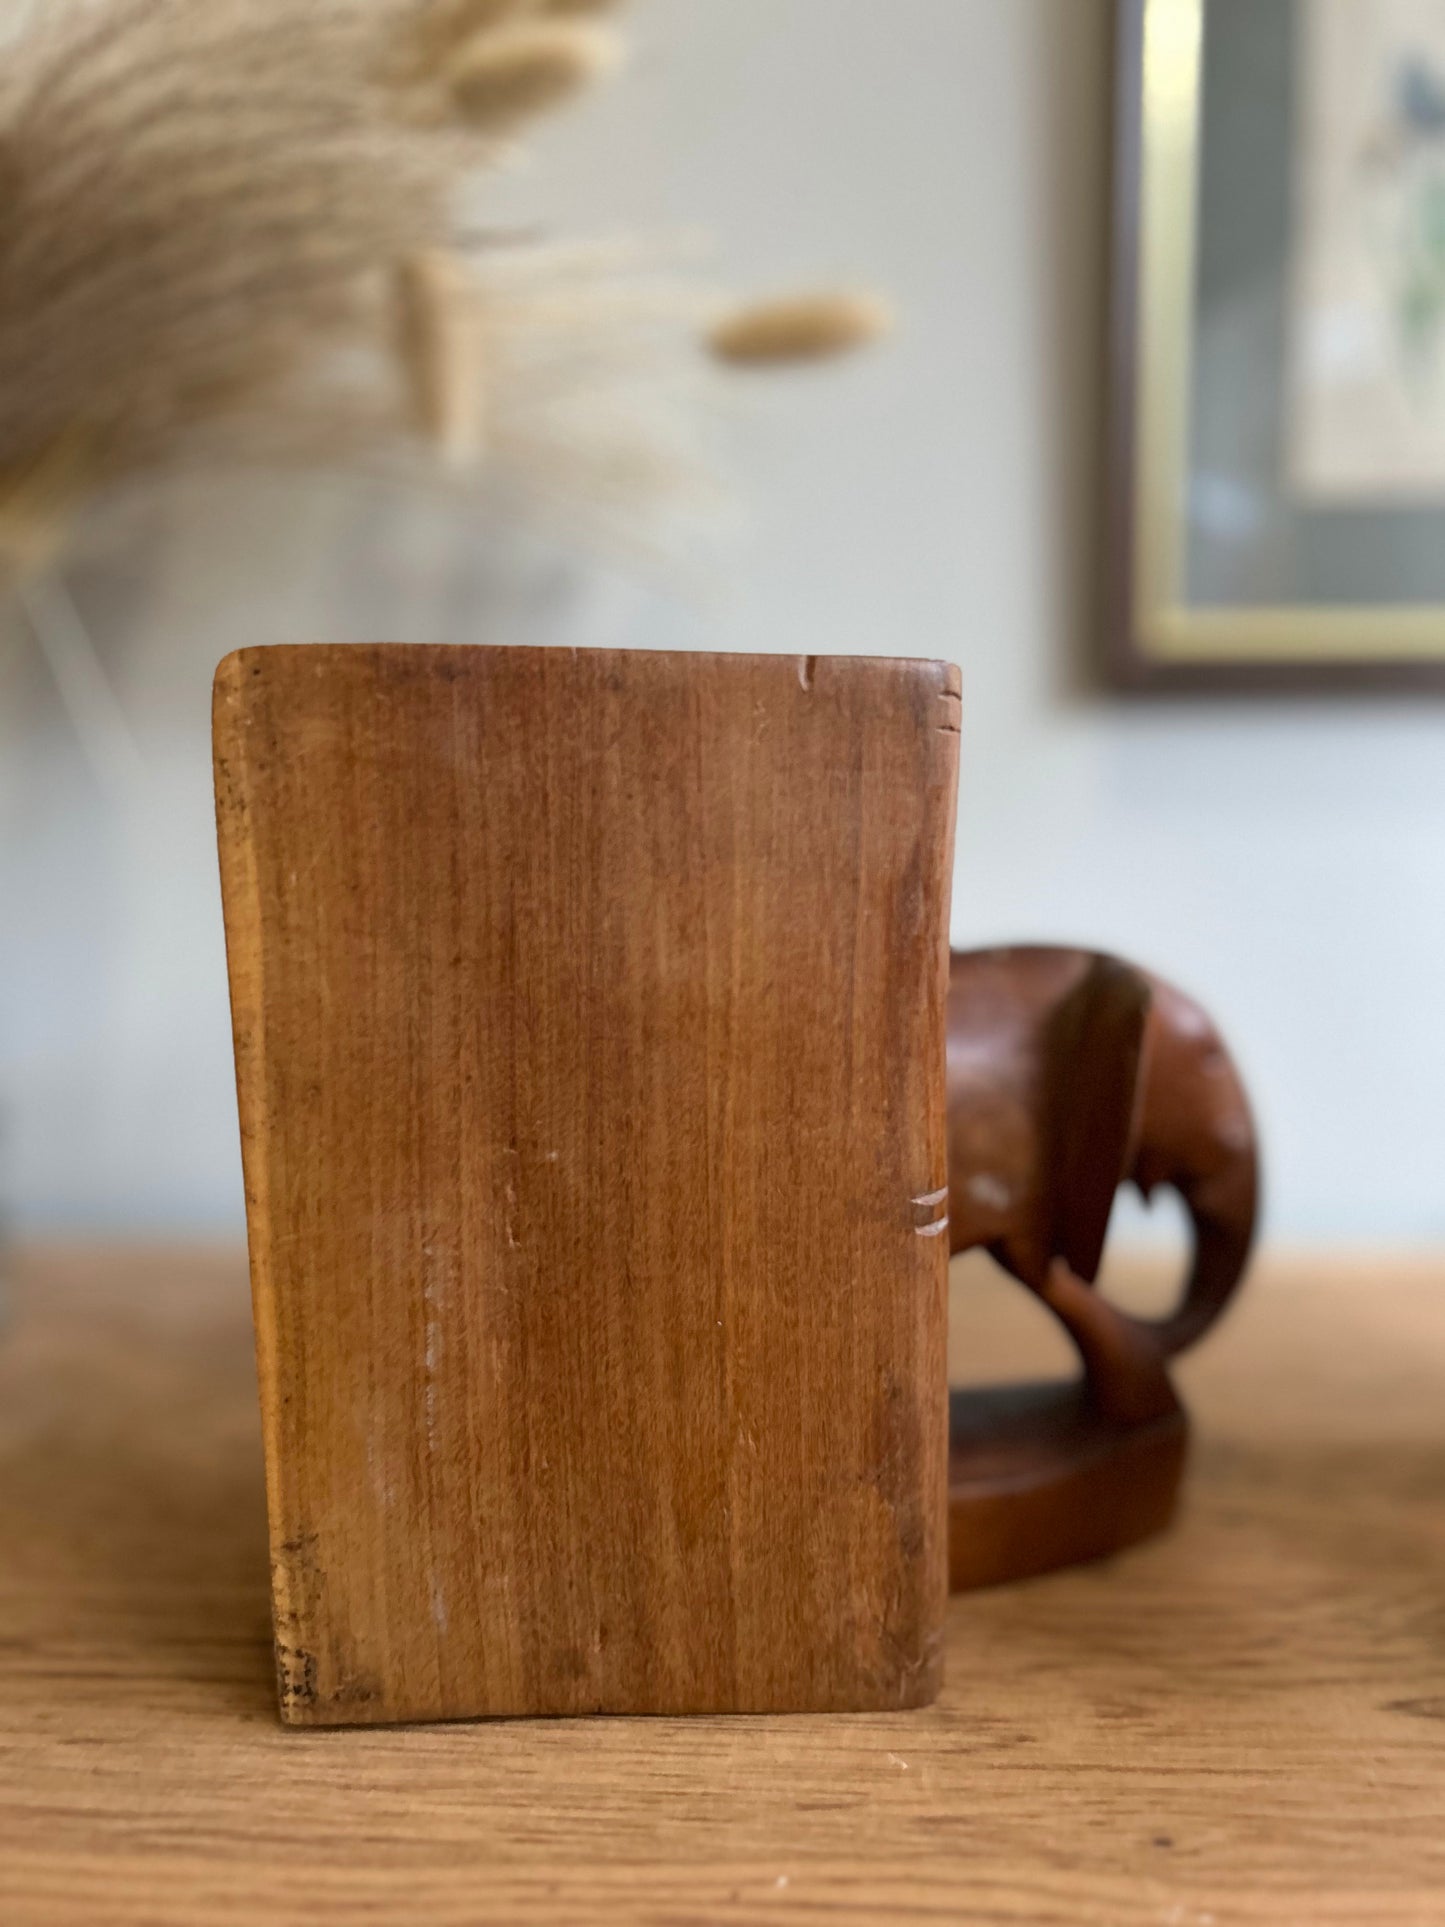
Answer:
xmin=944 ymin=944 xmax=1259 ymax=1587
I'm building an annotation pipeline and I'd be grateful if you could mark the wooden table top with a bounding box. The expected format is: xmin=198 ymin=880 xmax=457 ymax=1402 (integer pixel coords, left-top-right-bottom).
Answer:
xmin=2 ymin=1243 xmax=1442 ymax=1925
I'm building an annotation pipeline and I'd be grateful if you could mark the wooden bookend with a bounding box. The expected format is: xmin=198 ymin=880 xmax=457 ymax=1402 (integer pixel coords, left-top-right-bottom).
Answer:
xmin=214 ymin=645 xmax=961 ymax=1726
xmin=943 ymin=946 xmax=1259 ymax=1591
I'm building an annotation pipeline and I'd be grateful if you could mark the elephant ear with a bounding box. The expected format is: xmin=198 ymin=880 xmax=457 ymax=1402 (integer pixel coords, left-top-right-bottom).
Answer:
xmin=1041 ymin=956 xmax=1152 ymax=1285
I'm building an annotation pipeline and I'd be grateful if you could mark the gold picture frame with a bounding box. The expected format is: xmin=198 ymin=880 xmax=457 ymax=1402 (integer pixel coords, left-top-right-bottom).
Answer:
xmin=1107 ymin=0 xmax=1445 ymax=688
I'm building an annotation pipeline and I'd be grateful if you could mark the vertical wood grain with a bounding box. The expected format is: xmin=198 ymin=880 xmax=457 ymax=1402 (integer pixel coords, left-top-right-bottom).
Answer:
xmin=214 ymin=645 xmax=960 ymax=1724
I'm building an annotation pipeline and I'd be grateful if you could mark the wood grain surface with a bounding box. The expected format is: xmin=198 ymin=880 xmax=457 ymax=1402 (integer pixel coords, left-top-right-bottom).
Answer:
xmin=2 ymin=1244 xmax=1443 ymax=1924
xmin=213 ymin=645 xmax=961 ymax=1723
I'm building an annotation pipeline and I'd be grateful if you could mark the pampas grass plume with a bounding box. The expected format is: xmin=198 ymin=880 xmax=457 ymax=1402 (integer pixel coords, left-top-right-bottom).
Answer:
xmin=396 ymin=249 xmax=488 ymax=467
xmin=0 ymin=427 xmax=104 ymax=579
xmin=708 ymin=291 xmax=895 ymax=367
xmin=399 ymin=0 xmax=534 ymax=73
xmin=446 ymin=20 xmax=621 ymax=133
xmin=0 ymin=0 xmax=885 ymax=584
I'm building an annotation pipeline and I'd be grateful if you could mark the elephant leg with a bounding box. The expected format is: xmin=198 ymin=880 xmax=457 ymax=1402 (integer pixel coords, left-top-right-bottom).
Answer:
xmin=1033 ymin=1260 xmax=1179 ymax=1428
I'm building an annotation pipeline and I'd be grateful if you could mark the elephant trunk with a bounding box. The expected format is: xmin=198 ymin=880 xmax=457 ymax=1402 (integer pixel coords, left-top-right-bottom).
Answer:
xmin=1146 ymin=1153 xmax=1258 ymax=1357
xmin=1128 ymin=978 xmax=1260 ymax=1360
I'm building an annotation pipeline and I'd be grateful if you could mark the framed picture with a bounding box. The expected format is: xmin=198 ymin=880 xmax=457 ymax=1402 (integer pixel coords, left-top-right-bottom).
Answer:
xmin=1107 ymin=0 xmax=1445 ymax=689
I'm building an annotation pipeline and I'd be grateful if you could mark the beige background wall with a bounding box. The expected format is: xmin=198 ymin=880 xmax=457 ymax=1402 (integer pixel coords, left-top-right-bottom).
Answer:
xmin=2 ymin=0 xmax=1442 ymax=1238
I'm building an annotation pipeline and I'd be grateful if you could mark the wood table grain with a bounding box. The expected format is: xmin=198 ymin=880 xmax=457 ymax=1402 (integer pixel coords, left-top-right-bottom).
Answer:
xmin=2 ymin=1243 xmax=1442 ymax=1925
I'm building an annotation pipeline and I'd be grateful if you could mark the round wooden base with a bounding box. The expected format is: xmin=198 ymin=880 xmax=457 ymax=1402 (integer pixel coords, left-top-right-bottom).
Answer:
xmin=947 ymin=1381 xmax=1188 ymax=1592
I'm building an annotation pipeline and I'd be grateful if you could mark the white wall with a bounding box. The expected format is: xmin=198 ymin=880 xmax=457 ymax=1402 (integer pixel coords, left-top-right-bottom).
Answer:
xmin=3 ymin=0 xmax=1445 ymax=1239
